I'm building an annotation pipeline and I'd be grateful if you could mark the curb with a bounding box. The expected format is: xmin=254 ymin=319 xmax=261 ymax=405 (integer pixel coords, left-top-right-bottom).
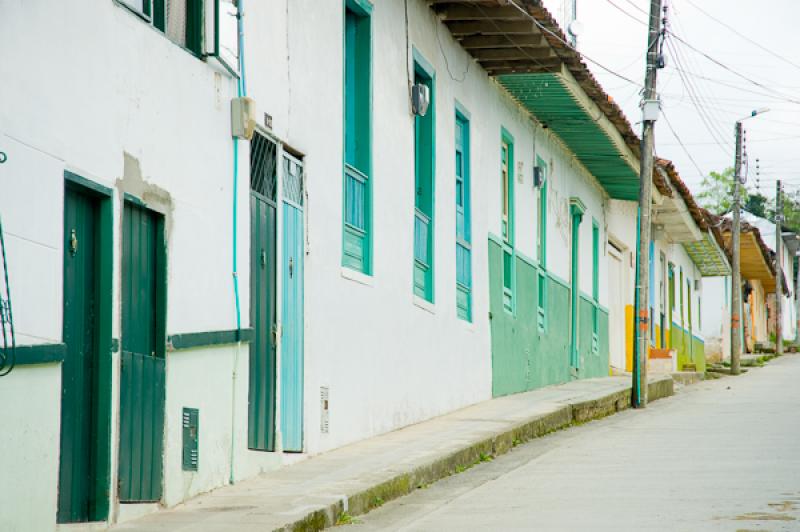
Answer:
xmin=275 ymin=376 xmax=674 ymax=531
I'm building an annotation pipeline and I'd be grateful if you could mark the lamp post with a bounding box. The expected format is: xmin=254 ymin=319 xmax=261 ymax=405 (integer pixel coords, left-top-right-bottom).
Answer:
xmin=731 ymin=108 xmax=769 ymax=375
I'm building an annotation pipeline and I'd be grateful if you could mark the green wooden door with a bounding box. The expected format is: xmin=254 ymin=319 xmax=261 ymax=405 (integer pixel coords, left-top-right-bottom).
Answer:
xmin=58 ymin=187 xmax=100 ymax=522
xmin=119 ymin=201 xmax=166 ymax=502
xmin=248 ymin=192 xmax=276 ymax=451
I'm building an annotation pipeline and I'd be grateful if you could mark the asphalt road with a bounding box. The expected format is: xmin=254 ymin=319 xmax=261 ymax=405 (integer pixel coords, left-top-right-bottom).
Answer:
xmin=354 ymin=355 xmax=800 ymax=531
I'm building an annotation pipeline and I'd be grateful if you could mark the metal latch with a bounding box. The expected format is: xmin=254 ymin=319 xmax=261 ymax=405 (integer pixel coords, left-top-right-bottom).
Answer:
xmin=69 ymin=229 xmax=78 ymax=256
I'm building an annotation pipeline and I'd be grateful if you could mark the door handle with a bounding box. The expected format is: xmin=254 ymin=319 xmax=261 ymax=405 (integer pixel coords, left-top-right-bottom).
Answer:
xmin=69 ymin=229 xmax=78 ymax=256
xmin=261 ymin=249 xmax=266 ymax=268
xmin=289 ymin=257 xmax=294 ymax=278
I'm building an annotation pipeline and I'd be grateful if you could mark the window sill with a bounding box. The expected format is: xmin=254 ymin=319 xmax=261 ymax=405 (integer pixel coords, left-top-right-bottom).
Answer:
xmin=341 ymin=266 xmax=373 ymax=287
xmin=413 ymin=296 xmax=435 ymax=314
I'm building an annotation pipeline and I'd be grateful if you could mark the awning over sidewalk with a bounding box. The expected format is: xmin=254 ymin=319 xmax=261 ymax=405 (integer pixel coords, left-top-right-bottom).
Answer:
xmin=434 ymin=0 xmax=641 ymax=201
xmin=684 ymin=231 xmax=732 ymax=277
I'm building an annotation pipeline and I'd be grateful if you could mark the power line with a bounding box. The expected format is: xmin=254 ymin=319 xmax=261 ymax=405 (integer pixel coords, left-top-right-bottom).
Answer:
xmin=608 ymin=0 xmax=800 ymax=105
xmin=502 ymin=0 xmax=644 ymax=87
xmin=661 ymin=108 xmax=707 ymax=180
xmin=665 ymin=38 xmax=732 ymax=154
xmin=668 ymin=32 xmax=800 ymax=105
xmin=682 ymin=0 xmax=800 ymax=73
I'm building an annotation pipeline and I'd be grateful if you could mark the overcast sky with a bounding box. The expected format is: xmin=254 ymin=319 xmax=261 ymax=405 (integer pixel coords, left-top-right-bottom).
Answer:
xmin=544 ymin=0 xmax=800 ymax=202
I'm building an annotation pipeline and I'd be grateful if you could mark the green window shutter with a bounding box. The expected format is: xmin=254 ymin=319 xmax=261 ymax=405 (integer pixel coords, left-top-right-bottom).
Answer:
xmin=413 ymin=54 xmax=435 ymax=302
xmin=185 ymin=0 xmax=204 ymax=55
xmin=342 ymin=6 xmax=372 ymax=274
xmin=152 ymin=0 xmax=164 ymax=30
xmin=537 ymin=156 xmax=547 ymax=267
xmin=182 ymin=408 xmax=199 ymax=471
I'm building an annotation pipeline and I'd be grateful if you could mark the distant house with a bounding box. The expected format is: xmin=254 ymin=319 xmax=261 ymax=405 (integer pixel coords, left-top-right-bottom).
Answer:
xmin=703 ymin=216 xmax=788 ymax=358
xmin=740 ymin=211 xmax=798 ymax=344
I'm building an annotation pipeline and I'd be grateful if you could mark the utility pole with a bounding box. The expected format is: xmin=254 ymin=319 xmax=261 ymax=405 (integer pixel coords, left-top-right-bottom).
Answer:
xmin=731 ymin=108 xmax=768 ymax=374
xmin=730 ymin=122 xmax=744 ymax=375
xmin=775 ymin=180 xmax=784 ymax=356
xmin=633 ymin=0 xmax=664 ymax=408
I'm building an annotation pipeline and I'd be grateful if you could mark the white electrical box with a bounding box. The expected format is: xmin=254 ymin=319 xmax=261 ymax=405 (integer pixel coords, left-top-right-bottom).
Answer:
xmin=641 ymin=99 xmax=661 ymax=122
xmin=231 ymin=96 xmax=256 ymax=140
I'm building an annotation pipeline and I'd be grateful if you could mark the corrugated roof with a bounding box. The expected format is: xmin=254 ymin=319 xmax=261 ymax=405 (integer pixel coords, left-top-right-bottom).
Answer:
xmin=434 ymin=0 xmax=645 ymax=200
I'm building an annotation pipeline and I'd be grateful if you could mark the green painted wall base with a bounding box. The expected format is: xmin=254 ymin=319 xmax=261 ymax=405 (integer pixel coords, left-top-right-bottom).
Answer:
xmin=489 ymin=238 xmax=609 ymax=397
xmin=671 ymin=323 xmax=706 ymax=372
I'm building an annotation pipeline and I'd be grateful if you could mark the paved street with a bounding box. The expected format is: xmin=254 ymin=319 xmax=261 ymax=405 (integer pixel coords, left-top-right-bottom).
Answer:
xmin=356 ymin=356 xmax=800 ymax=531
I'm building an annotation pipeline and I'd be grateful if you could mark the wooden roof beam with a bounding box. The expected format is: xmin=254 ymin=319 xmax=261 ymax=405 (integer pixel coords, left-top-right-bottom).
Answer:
xmin=435 ymin=5 xmax=525 ymax=21
xmin=446 ymin=20 xmax=536 ymax=36
xmin=472 ymin=47 xmax=555 ymax=61
xmin=458 ymin=33 xmax=544 ymax=49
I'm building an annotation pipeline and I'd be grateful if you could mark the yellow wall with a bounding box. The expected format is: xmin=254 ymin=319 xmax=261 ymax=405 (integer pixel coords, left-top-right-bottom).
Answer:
xmin=625 ymin=304 xmax=633 ymax=371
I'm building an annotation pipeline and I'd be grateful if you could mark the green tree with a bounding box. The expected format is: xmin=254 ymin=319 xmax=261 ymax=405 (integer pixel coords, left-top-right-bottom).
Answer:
xmin=696 ymin=168 xmax=746 ymax=215
xmin=770 ymin=189 xmax=800 ymax=233
xmin=744 ymin=192 xmax=769 ymax=218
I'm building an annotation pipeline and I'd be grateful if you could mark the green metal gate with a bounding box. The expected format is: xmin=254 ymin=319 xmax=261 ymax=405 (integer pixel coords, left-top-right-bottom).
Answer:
xmin=249 ymin=193 xmax=277 ymax=450
xmin=118 ymin=200 xmax=166 ymax=502
xmin=58 ymin=186 xmax=100 ymax=522
xmin=248 ymin=132 xmax=277 ymax=451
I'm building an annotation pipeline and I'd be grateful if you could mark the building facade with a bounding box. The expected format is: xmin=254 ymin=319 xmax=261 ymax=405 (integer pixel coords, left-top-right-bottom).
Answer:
xmin=0 ymin=1 xmax=726 ymax=531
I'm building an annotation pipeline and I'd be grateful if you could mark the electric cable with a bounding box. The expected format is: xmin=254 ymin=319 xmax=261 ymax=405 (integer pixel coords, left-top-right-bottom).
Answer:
xmin=498 ymin=0 xmax=644 ymax=87
xmin=661 ymin=108 xmax=707 ymax=180
xmin=682 ymin=0 xmax=800 ymax=73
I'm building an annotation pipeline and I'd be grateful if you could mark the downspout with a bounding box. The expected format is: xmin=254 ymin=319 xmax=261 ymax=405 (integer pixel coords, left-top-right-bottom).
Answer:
xmin=230 ymin=0 xmax=248 ymax=486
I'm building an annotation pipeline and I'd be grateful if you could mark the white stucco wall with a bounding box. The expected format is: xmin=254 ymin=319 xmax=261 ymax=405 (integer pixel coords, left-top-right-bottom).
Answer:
xmin=701 ymin=276 xmax=731 ymax=362
xmin=1 ymin=0 xmax=626 ymax=529
xmin=0 ymin=1 xmax=259 ymax=528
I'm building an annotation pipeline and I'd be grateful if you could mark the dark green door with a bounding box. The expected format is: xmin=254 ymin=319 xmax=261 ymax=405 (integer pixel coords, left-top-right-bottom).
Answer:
xmin=58 ymin=186 xmax=100 ymax=522
xmin=118 ymin=201 xmax=166 ymax=502
xmin=248 ymin=192 xmax=277 ymax=450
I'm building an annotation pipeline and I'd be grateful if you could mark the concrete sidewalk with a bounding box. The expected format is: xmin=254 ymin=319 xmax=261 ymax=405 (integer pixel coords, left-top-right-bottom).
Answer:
xmin=114 ymin=375 xmax=673 ymax=532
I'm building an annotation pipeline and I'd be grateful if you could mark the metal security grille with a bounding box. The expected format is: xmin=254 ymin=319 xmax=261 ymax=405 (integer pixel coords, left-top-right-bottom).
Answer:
xmin=282 ymin=155 xmax=304 ymax=206
xmin=165 ymin=0 xmax=188 ymax=47
xmin=250 ymin=133 xmax=278 ymax=201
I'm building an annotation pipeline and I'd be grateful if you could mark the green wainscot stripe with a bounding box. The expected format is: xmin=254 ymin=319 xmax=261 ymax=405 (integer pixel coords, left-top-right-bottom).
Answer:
xmin=13 ymin=343 xmax=67 ymax=365
xmin=168 ymin=328 xmax=254 ymax=351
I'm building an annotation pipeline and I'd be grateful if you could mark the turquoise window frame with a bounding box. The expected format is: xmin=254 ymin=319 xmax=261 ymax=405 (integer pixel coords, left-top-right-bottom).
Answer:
xmin=342 ymin=0 xmax=373 ymax=275
xmin=501 ymin=127 xmax=515 ymax=314
xmin=455 ymin=102 xmax=472 ymax=321
xmin=413 ymin=47 xmax=436 ymax=303
xmin=501 ymin=128 xmax=515 ymax=246
xmin=536 ymin=155 xmax=547 ymax=330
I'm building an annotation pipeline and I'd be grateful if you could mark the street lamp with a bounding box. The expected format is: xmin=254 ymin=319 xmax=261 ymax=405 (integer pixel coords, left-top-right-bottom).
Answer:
xmin=731 ymin=108 xmax=770 ymax=375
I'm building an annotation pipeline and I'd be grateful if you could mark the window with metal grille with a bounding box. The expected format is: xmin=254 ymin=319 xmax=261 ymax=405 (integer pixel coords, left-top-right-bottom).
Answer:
xmin=282 ymin=154 xmax=303 ymax=206
xmin=120 ymin=0 xmax=205 ymax=56
xmin=250 ymin=133 xmax=277 ymax=201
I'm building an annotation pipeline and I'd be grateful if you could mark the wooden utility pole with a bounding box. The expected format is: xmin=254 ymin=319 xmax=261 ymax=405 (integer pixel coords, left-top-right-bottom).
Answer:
xmin=633 ymin=0 xmax=663 ymax=408
xmin=775 ymin=180 xmax=784 ymax=356
xmin=731 ymin=122 xmax=744 ymax=375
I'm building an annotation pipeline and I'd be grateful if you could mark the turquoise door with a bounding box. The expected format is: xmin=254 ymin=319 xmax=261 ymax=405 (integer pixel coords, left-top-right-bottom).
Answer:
xmin=119 ymin=201 xmax=166 ymax=502
xmin=281 ymin=155 xmax=304 ymax=452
